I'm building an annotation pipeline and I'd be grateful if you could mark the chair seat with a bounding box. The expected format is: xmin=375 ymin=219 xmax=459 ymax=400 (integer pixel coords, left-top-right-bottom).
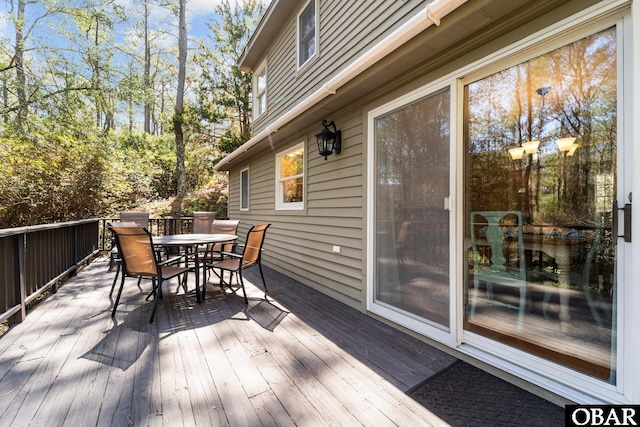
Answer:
xmin=161 ymin=265 xmax=191 ymax=279
xmin=213 ymin=257 xmax=241 ymax=271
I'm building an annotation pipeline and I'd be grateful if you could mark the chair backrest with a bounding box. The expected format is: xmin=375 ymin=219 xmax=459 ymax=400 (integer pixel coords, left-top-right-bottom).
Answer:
xmin=211 ymin=219 xmax=240 ymax=235
xmin=208 ymin=220 xmax=240 ymax=252
xmin=108 ymin=221 xmax=139 ymax=228
xmin=470 ymin=211 xmax=525 ymax=279
xmin=396 ymin=221 xmax=411 ymax=246
xmin=119 ymin=211 xmax=150 ymax=228
xmin=193 ymin=211 xmax=216 ymax=234
xmin=241 ymin=224 xmax=270 ymax=268
xmin=111 ymin=226 xmax=158 ymax=277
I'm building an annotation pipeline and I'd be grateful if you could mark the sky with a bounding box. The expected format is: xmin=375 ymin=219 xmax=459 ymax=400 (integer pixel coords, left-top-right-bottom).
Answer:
xmin=0 ymin=0 xmax=233 ymax=48
xmin=0 ymin=0 xmax=266 ymax=129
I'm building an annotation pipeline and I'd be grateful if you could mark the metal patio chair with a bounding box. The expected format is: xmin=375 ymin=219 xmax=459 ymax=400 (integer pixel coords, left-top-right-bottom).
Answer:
xmin=110 ymin=226 xmax=190 ymax=323
xmin=207 ymin=223 xmax=270 ymax=304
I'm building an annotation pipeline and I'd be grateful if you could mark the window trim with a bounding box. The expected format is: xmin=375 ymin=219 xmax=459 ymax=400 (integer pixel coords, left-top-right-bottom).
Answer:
xmin=296 ymin=0 xmax=318 ymax=70
xmin=275 ymin=142 xmax=305 ymax=210
xmin=240 ymin=167 xmax=249 ymax=211
xmin=253 ymin=61 xmax=267 ymax=119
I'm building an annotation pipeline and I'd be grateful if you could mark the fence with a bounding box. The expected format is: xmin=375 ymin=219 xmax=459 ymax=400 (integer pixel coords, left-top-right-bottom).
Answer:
xmin=0 ymin=219 xmax=100 ymax=325
xmin=1 ymin=216 xmax=201 ymax=327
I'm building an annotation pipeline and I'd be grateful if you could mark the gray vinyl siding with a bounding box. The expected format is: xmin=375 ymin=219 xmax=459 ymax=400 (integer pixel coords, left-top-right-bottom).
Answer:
xmin=253 ymin=0 xmax=423 ymax=134
xmin=230 ymin=108 xmax=365 ymax=309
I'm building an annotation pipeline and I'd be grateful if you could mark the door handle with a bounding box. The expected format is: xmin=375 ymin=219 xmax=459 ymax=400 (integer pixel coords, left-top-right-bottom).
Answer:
xmin=613 ymin=196 xmax=632 ymax=244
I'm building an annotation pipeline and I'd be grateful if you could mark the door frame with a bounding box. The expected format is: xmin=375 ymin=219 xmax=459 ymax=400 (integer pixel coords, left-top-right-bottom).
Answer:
xmin=365 ymin=0 xmax=635 ymax=404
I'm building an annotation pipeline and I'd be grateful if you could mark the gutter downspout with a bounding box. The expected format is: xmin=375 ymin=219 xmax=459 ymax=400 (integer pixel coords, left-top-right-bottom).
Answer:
xmin=215 ymin=0 xmax=468 ymax=171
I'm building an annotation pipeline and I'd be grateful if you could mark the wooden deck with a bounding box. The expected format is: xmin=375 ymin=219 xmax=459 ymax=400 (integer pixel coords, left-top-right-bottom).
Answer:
xmin=0 ymin=258 xmax=457 ymax=426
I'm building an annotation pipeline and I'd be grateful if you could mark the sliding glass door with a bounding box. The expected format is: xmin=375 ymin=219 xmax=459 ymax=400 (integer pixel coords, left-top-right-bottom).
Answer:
xmin=371 ymin=87 xmax=451 ymax=332
xmin=463 ymin=27 xmax=617 ymax=382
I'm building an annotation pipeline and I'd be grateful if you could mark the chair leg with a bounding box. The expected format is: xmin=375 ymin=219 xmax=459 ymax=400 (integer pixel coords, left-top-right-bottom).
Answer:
xmin=516 ymin=287 xmax=526 ymax=333
xmin=470 ymin=277 xmax=481 ymax=318
xmin=112 ymin=273 xmax=126 ymax=318
xmin=258 ymin=263 xmax=268 ymax=298
xmin=238 ymin=270 xmax=248 ymax=305
xmin=149 ymin=279 xmax=163 ymax=323
xmin=109 ymin=262 xmax=120 ymax=297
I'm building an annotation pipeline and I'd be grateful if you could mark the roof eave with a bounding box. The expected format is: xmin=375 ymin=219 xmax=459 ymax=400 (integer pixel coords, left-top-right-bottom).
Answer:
xmin=239 ymin=0 xmax=297 ymax=73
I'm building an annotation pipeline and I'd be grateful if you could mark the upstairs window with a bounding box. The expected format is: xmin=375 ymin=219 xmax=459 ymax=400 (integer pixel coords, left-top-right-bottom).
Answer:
xmin=276 ymin=143 xmax=304 ymax=210
xmin=254 ymin=62 xmax=267 ymax=118
xmin=297 ymin=0 xmax=317 ymax=68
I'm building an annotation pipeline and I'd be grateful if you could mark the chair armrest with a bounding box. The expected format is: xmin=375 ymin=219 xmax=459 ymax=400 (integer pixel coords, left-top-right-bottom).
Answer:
xmin=220 ymin=251 xmax=242 ymax=259
xmin=159 ymin=254 xmax=186 ymax=266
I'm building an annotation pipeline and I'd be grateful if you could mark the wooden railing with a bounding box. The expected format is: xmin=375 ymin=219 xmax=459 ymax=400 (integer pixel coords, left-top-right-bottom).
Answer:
xmin=0 ymin=216 xmax=206 ymax=327
xmin=0 ymin=219 xmax=100 ymax=325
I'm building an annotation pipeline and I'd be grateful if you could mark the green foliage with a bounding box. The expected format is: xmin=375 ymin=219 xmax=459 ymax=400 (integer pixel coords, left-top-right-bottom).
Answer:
xmin=0 ymin=0 xmax=262 ymax=228
xmin=0 ymin=128 xmax=224 ymax=228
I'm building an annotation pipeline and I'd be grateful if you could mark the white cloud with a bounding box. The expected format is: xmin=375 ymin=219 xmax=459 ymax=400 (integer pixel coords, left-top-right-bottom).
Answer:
xmin=188 ymin=0 xmax=226 ymax=15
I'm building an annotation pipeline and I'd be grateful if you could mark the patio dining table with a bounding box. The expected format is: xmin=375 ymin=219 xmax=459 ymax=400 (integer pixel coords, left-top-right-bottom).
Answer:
xmin=153 ymin=233 xmax=237 ymax=303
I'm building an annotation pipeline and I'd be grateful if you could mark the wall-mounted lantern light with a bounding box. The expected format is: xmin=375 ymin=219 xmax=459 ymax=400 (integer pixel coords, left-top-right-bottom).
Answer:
xmin=316 ymin=119 xmax=342 ymax=160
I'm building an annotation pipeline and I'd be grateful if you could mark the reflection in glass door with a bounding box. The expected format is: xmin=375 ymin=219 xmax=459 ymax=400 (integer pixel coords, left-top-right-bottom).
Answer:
xmin=373 ymin=88 xmax=450 ymax=330
xmin=464 ymin=27 xmax=617 ymax=382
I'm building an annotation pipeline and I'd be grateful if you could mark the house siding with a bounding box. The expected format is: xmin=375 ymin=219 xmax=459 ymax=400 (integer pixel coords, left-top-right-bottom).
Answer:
xmin=252 ymin=0 xmax=424 ymax=135
xmin=230 ymin=107 xmax=366 ymax=308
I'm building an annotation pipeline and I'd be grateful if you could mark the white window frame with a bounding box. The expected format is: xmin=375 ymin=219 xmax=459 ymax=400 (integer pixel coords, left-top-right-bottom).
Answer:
xmin=367 ymin=79 xmax=457 ymax=348
xmin=240 ymin=167 xmax=249 ymax=211
xmin=253 ymin=61 xmax=267 ymax=119
xmin=275 ymin=142 xmax=305 ymax=210
xmin=296 ymin=0 xmax=318 ymax=70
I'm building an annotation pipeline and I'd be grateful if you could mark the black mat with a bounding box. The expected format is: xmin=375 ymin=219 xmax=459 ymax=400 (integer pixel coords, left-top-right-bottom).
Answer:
xmin=407 ymin=360 xmax=565 ymax=427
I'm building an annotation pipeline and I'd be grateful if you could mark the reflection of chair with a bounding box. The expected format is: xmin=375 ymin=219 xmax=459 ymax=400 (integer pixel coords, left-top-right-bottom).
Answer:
xmin=576 ymin=225 xmax=611 ymax=327
xmin=470 ymin=211 xmax=526 ymax=333
xmin=207 ymin=224 xmax=270 ymax=304
xmin=111 ymin=226 xmax=190 ymax=323
xmin=395 ymin=221 xmax=411 ymax=268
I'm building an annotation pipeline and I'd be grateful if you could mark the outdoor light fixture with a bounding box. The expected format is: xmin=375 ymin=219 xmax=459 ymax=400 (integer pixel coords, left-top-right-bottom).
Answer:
xmin=508 ymin=146 xmax=525 ymax=160
xmin=316 ymin=119 xmax=342 ymax=160
xmin=556 ymin=137 xmax=577 ymax=152
xmin=567 ymin=143 xmax=579 ymax=157
xmin=522 ymin=140 xmax=540 ymax=154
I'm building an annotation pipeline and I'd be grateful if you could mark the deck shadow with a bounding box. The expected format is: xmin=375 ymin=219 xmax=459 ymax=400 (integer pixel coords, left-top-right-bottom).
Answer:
xmin=81 ymin=322 xmax=150 ymax=370
xmin=245 ymin=298 xmax=289 ymax=331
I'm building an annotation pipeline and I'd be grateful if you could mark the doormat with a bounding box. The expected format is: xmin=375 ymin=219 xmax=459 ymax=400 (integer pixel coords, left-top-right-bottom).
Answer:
xmin=407 ymin=360 xmax=565 ymax=427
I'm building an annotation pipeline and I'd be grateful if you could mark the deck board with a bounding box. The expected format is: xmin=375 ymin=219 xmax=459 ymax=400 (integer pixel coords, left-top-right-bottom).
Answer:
xmin=0 ymin=258 xmax=457 ymax=426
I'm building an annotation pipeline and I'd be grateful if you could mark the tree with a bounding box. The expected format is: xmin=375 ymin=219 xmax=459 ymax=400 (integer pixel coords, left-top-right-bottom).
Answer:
xmin=192 ymin=0 xmax=265 ymax=162
xmin=173 ymin=0 xmax=187 ymax=203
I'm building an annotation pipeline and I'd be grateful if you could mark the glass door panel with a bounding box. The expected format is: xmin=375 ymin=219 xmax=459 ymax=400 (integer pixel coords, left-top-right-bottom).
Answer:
xmin=463 ymin=27 xmax=617 ymax=382
xmin=374 ymin=88 xmax=450 ymax=330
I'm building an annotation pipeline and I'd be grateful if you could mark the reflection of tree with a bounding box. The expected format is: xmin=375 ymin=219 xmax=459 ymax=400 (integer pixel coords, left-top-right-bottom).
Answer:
xmin=376 ymin=88 xmax=450 ymax=264
xmin=465 ymin=27 xmax=616 ymax=228
xmin=281 ymin=149 xmax=304 ymax=202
